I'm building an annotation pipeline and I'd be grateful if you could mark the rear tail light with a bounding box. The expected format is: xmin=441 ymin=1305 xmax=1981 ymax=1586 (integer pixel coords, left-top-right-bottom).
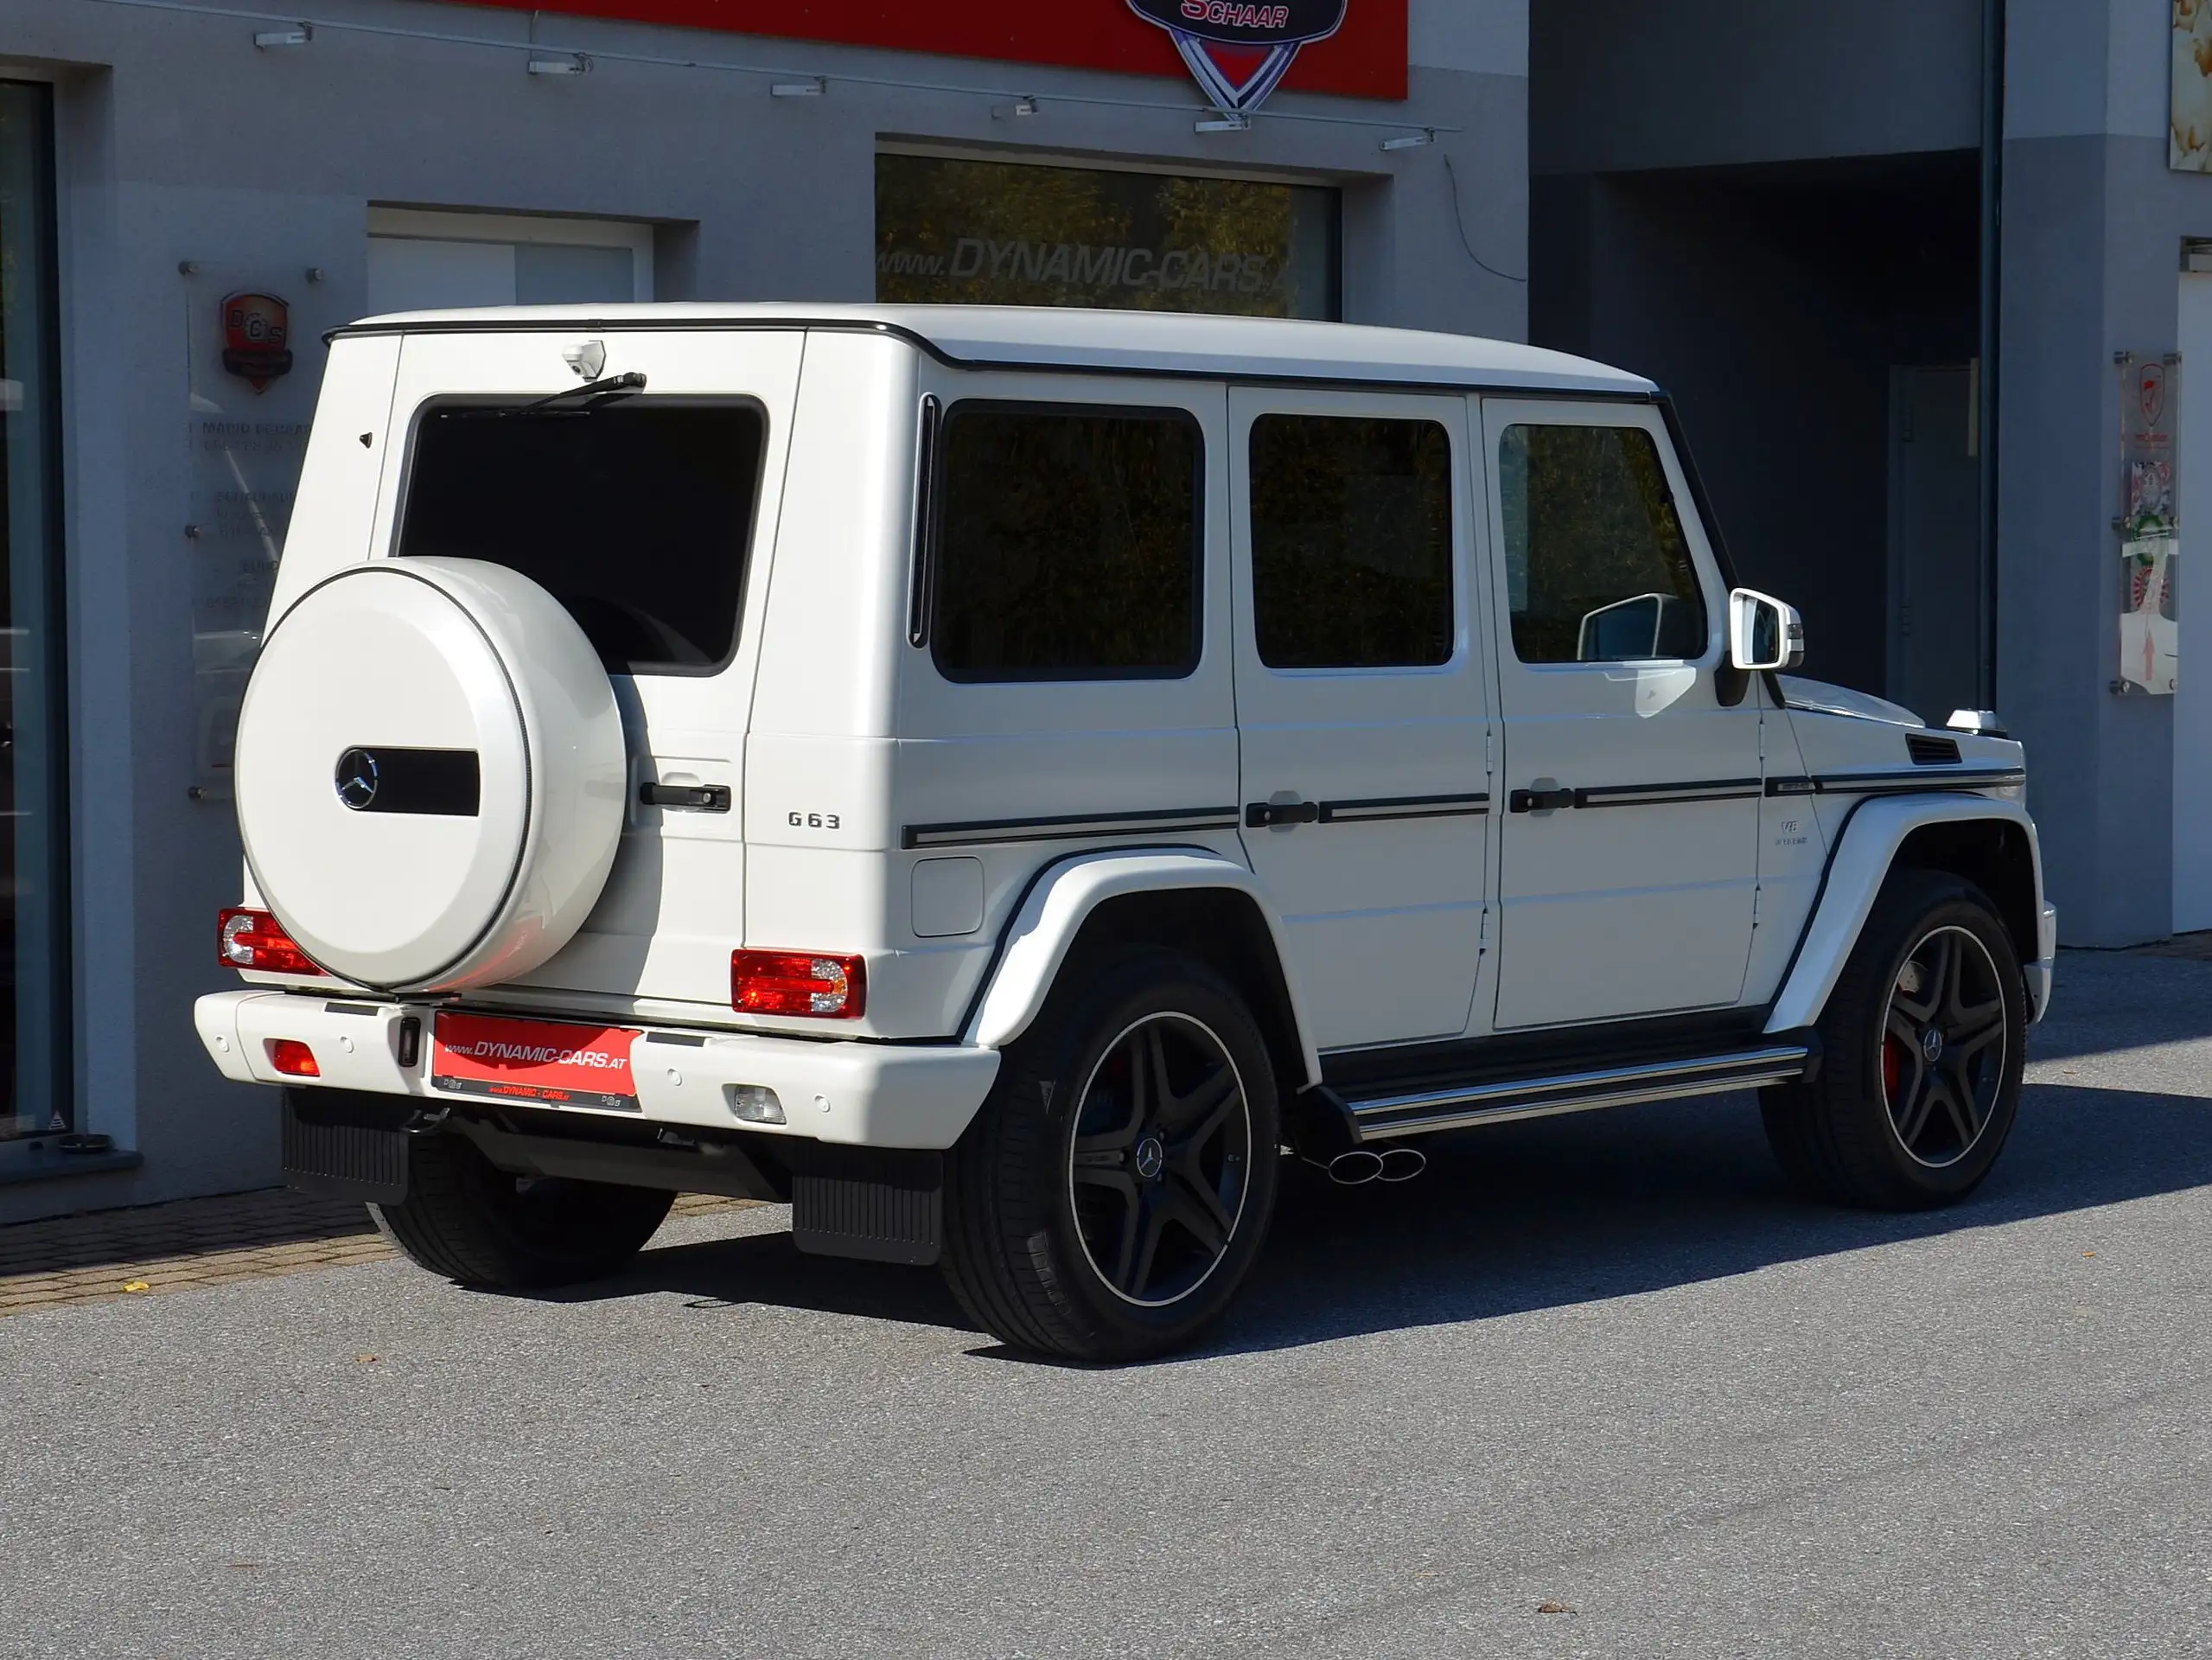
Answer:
xmin=219 ymin=908 xmax=325 ymax=976
xmin=267 ymin=1039 xmax=320 ymax=1078
xmin=731 ymin=950 xmax=867 ymax=1019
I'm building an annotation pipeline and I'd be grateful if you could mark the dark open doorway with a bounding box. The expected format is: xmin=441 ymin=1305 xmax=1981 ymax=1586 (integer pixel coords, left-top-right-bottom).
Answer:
xmin=1532 ymin=150 xmax=1981 ymax=706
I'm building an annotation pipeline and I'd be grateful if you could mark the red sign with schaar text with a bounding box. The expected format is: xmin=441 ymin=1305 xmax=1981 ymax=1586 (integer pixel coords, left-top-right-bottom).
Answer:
xmin=431 ymin=1012 xmax=641 ymax=1109
xmin=447 ymin=0 xmax=1406 ymax=101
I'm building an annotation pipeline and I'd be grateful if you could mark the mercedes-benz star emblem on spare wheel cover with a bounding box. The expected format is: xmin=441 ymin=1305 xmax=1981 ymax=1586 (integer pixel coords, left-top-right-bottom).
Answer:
xmin=335 ymin=748 xmax=380 ymax=811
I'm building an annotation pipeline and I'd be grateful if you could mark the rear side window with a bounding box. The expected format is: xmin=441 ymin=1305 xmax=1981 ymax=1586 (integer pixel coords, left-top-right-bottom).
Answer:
xmin=1498 ymin=424 xmax=1708 ymax=665
xmin=1248 ymin=414 xmax=1453 ymax=669
xmin=398 ymin=402 xmax=765 ymax=674
xmin=929 ymin=404 xmax=1202 ymax=682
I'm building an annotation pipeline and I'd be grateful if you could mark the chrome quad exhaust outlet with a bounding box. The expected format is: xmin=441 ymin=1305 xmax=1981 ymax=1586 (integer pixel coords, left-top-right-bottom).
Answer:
xmin=1316 ymin=1146 xmax=1428 ymax=1185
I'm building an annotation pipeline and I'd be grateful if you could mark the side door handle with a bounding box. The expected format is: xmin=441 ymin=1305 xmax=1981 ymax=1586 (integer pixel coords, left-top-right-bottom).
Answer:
xmin=1508 ymin=786 xmax=1578 ymax=814
xmin=1246 ymin=799 xmax=1322 ymax=828
xmin=640 ymin=782 xmax=732 ymax=813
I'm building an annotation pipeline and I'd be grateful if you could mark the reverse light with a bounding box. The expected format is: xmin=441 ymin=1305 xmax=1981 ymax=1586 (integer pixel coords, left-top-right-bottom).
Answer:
xmin=267 ymin=1039 xmax=320 ymax=1077
xmin=219 ymin=908 xmax=325 ymax=976
xmin=731 ymin=950 xmax=867 ymax=1019
xmin=726 ymin=1084 xmax=787 ymax=1124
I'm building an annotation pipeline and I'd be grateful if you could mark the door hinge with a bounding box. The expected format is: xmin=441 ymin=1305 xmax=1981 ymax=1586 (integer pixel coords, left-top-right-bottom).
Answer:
xmin=1485 ymin=730 xmax=1495 ymax=776
xmin=1478 ymin=908 xmax=1491 ymax=952
xmin=1751 ymin=885 xmax=1763 ymax=927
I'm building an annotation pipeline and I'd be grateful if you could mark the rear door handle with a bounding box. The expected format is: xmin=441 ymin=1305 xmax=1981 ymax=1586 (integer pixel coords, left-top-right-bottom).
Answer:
xmin=640 ymin=782 xmax=731 ymax=813
xmin=1508 ymin=787 xmax=1578 ymax=814
xmin=1246 ymin=800 xmax=1321 ymax=828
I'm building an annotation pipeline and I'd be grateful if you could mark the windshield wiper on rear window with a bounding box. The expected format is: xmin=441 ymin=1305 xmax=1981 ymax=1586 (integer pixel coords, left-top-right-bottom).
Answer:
xmin=513 ymin=371 xmax=648 ymax=414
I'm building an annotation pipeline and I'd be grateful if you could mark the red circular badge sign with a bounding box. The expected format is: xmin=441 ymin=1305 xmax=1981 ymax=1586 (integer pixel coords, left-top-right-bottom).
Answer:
xmin=220 ymin=290 xmax=294 ymax=393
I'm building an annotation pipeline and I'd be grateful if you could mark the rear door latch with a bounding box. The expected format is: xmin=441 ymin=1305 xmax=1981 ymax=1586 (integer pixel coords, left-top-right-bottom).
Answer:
xmin=640 ymin=782 xmax=732 ymax=813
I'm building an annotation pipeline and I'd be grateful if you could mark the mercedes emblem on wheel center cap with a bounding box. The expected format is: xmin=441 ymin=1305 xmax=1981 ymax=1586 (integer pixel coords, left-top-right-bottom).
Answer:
xmin=1134 ymin=1135 xmax=1165 ymax=1181
xmin=1922 ymin=1026 xmax=1945 ymax=1063
xmin=334 ymin=748 xmax=380 ymax=811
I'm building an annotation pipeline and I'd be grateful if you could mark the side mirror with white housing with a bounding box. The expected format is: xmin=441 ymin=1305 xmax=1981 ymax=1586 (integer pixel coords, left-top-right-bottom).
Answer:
xmin=1728 ymin=588 xmax=1805 ymax=673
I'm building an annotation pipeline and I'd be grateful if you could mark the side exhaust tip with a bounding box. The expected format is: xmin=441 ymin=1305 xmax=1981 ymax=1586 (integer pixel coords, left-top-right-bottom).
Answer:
xmin=1377 ymin=1146 xmax=1427 ymax=1183
xmin=1323 ymin=1149 xmax=1385 ymax=1186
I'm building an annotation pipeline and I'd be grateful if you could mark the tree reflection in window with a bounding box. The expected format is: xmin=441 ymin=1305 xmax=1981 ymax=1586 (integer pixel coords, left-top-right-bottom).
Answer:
xmin=1499 ymin=425 xmax=1707 ymax=665
xmin=1250 ymin=415 xmax=1452 ymax=669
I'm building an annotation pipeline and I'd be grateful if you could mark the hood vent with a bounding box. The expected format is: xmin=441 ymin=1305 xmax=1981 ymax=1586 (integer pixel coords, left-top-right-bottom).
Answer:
xmin=1907 ymin=734 xmax=1962 ymax=766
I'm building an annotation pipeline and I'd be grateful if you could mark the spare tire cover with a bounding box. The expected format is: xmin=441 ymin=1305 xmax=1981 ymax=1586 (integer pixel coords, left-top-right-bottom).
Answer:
xmin=235 ymin=557 xmax=626 ymax=993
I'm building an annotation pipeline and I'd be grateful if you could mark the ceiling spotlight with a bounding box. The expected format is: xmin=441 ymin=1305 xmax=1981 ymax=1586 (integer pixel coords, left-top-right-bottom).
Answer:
xmin=1380 ymin=130 xmax=1435 ymax=152
xmin=527 ymin=53 xmax=591 ymax=75
xmin=771 ymin=77 xmax=826 ymax=98
xmin=1195 ymin=112 xmax=1251 ymax=133
xmin=252 ymin=24 xmax=311 ymax=48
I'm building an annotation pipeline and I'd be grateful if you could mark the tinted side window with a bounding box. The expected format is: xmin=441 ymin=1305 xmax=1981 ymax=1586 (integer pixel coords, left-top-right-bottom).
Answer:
xmin=931 ymin=405 xmax=1201 ymax=682
xmin=1248 ymin=415 xmax=1453 ymax=669
xmin=398 ymin=402 xmax=764 ymax=674
xmin=1498 ymin=425 xmax=1708 ymax=665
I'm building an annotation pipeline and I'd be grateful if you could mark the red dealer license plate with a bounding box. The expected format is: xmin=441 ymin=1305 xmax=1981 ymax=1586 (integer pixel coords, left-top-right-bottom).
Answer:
xmin=430 ymin=1013 xmax=641 ymax=1110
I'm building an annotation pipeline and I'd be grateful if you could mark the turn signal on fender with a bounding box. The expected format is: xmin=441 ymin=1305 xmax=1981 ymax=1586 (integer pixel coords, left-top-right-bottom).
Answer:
xmin=218 ymin=908 xmax=325 ymax=975
xmin=731 ymin=950 xmax=867 ymax=1018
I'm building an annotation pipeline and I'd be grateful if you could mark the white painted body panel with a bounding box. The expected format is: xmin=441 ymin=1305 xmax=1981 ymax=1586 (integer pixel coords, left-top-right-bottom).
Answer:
xmin=207 ymin=307 xmax=2052 ymax=1155
xmin=1227 ymin=385 xmax=1494 ymax=1050
xmin=1477 ymin=398 xmax=1763 ymax=1029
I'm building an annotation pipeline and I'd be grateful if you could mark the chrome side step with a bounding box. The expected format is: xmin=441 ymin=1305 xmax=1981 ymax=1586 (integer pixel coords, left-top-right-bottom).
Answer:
xmin=1346 ymin=1044 xmax=1812 ymax=1142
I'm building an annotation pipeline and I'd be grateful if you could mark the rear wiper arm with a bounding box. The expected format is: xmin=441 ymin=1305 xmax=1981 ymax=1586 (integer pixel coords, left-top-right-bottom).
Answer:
xmin=513 ymin=370 xmax=647 ymax=413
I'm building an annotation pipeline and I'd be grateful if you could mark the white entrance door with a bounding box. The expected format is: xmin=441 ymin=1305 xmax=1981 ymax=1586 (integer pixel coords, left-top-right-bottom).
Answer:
xmin=1479 ymin=399 xmax=1764 ymax=1030
xmin=1229 ymin=386 xmax=1493 ymax=1050
xmin=2177 ymin=276 xmax=2212 ymax=933
xmin=365 ymin=208 xmax=653 ymax=315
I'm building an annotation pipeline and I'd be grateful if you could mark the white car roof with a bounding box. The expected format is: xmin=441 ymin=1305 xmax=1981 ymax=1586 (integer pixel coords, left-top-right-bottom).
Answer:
xmin=340 ymin=303 xmax=1656 ymax=398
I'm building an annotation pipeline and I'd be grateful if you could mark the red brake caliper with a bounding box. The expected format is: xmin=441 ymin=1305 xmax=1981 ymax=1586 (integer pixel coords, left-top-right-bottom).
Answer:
xmin=1883 ymin=1035 xmax=1903 ymax=1102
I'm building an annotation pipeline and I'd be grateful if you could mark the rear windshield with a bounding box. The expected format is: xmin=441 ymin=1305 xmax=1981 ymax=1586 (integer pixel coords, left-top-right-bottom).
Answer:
xmin=396 ymin=401 xmax=765 ymax=674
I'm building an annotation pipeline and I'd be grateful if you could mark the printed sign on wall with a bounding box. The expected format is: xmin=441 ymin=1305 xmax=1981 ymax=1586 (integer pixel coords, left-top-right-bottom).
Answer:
xmin=2176 ymin=0 xmax=2212 ymax=169
xmin=449 ymin=0 xmax=1406 ymax=101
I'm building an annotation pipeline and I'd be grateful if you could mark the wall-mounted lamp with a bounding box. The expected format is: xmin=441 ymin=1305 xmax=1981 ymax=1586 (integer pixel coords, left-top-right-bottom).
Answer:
xmin=771 ymin=77 xmax=826 ymax=98
xmin=1379 ymin=130 xmax=1435 ymax=152
xmin=252 ymin=25 xmax=312 ymax=48
xmin=527 ymin=54 xmax=592 ymax=76
xmin=992 ymin=96 xmax=1041 ymax=120
xmin=1195 ymin=112 xmax=1251 ymax=133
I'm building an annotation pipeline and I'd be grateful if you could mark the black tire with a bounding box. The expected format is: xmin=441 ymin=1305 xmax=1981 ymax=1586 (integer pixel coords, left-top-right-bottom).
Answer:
xmin=940 ymin=948 xmax=1281 ymax=1363
xmin=371 ymin=1132 xmax=675 ymax=1289
xmin=1761 ymin=868 xmax=2026 ymax=1210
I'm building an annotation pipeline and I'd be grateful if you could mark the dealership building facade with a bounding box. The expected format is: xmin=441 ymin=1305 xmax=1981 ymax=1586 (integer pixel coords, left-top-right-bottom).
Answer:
xmin=0 ymin=0 xmax=2202 ymax=1216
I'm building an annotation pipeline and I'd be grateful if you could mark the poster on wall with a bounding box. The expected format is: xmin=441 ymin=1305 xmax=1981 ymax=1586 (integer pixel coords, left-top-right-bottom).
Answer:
xmin=2120 ymin=354 xmax=2181 ymax=693
xmin=182 ymin=268 xmax=328 ymax=793
xmin=2176 ymin=0 xmax=2212 ymax=169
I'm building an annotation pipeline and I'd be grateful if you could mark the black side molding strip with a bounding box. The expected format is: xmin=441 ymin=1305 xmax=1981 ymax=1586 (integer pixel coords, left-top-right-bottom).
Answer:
xmin=1318 ymin=792 xmax=1489 ymax=825
xmin=1769 ymin=769 xmax=2025 ymax=798
xmin=1508 ymin=777 xmax=1763 ymax=813
xmin=902 ymin=805 xmax=1240 ymax=851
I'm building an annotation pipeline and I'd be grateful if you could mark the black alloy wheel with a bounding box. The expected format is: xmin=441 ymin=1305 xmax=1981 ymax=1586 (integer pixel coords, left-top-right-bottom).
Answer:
xmin=1068 ymin=1012 xmax=1253 ymax=1308
xmin=1759 ymin=868 xmax=2025 ymax=1210
xmin=1880 ymin=923 xmax=2008 ymax=1167
xmin=940 ymin=948 xmax=1282 ymax=1362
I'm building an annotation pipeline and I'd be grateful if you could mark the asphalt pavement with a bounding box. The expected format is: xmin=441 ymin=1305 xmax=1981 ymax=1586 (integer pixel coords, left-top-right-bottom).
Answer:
xmin=5 ymin=948 xmax=2210 ymax=1659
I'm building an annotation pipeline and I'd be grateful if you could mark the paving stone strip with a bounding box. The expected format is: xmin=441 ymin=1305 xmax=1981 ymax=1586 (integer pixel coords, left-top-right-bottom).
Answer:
xmin=0 ymin=1188 xmax=755 ymax=1317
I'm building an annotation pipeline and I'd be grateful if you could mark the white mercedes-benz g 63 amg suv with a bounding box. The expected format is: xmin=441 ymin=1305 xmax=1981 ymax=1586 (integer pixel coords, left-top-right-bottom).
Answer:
xmin=195 ymin=304 xmax=2054 ymax=1362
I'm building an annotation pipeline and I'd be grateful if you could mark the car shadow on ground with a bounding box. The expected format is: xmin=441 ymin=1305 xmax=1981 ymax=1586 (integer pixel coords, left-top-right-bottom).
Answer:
xmin=539 ymin=1071 xmax=2212 ymax=1363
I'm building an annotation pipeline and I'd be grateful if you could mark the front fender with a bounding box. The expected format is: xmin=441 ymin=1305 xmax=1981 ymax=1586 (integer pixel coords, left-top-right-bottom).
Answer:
xmin=1765 ymin=793 xmax=2046 ymax=1034
xmin=963 ymin=848 xmax=1323 ymax=1088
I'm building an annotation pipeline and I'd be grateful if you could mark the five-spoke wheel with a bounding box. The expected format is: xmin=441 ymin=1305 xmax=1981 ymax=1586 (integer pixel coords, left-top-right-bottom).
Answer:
xmin=1068 ymin=1013 xmax=1253 ymax=1307
xmin=1761 ymin=868 xmax=2026 ymax=1210
xmin=940 ymin=949 xmax=1280 ymax=1362
xmin=1880 ymin=924 xmax=2008 ymax=1168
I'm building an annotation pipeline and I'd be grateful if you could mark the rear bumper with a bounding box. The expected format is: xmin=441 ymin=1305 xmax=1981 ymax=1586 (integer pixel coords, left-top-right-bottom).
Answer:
xmin=194 ymin=990 xmax=1000 ymax=1150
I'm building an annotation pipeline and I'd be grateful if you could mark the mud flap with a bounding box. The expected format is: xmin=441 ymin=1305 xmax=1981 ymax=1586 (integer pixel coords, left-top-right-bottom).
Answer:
xmin=281 ymin=1088 xmax=411 ymax=1204
xmin=788 ymin=1146 xmax=943 ymax=1267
